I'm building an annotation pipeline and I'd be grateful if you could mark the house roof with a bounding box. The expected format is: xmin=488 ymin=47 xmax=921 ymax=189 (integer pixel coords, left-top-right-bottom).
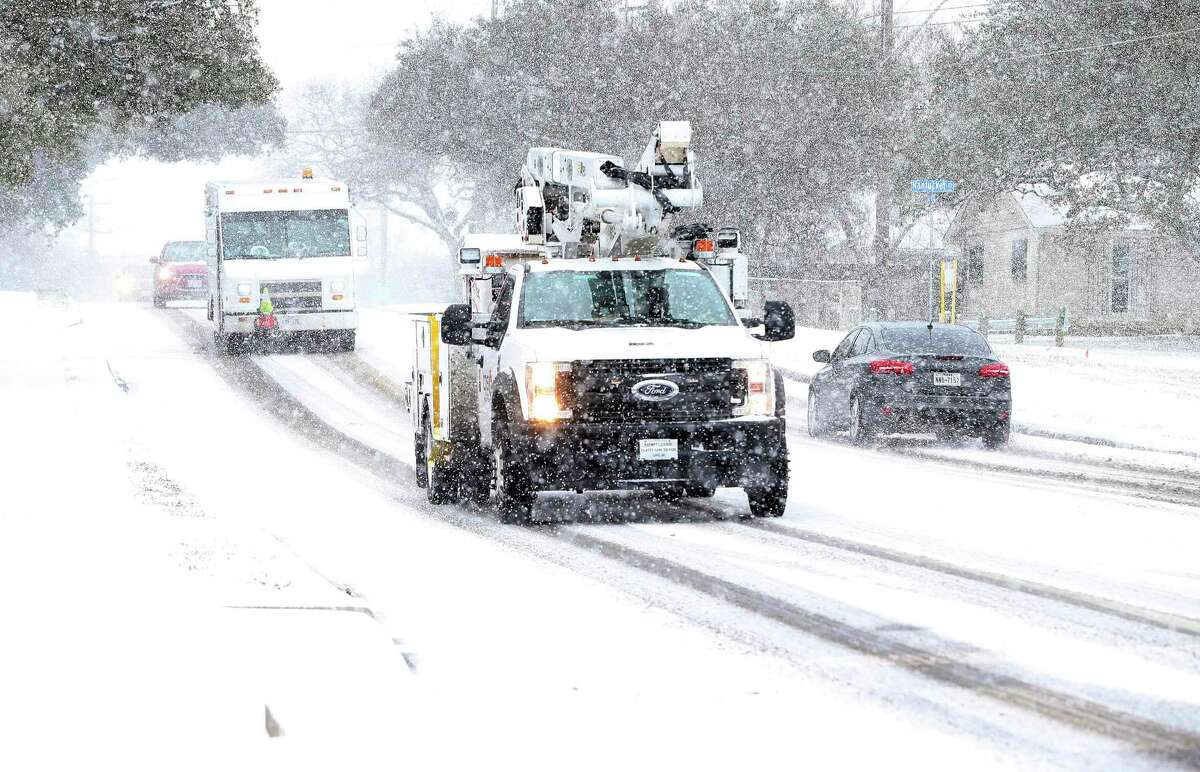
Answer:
xmin=1011 ymin=185 xmax=1153 ymax=231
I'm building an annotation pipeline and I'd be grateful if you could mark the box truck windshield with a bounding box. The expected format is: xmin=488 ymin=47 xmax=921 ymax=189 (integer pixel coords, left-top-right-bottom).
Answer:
xmin=221 ymin=209 xmax=351 ymax=259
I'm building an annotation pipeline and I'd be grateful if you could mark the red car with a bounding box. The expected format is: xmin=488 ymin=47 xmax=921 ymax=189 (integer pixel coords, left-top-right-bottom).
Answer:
xmin=151 ymin=241 xmax=209 ymax=308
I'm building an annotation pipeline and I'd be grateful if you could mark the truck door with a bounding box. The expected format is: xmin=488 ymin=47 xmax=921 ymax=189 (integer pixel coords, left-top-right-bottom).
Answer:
xmin=477 ymin=273 xmax=516 ymax=449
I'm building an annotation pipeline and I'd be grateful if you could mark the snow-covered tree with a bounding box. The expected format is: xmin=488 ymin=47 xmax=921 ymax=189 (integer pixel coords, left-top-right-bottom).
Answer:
xmin=929 ymin=0 xmax=1200 ymax=255
xmin=0 ymin=0 xmax=282 ymax=231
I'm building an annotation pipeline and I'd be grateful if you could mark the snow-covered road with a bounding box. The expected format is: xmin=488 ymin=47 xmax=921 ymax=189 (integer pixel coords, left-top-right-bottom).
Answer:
xmin=3 ymin=295 xmax=1199 ymax=769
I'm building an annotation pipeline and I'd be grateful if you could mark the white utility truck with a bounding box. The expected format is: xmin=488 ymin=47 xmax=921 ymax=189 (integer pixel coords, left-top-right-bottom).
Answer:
xmin=204 ymin=171 xmax=365 ymax=354
xmin=409 ymin=123 xmax=794 ymax=522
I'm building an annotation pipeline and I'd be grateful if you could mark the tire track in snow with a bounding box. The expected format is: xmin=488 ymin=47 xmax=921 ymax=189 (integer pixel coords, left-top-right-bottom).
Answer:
xmin=730 ymin=519 xmax=1200 ymax=638
xmin=160 ymin=309 xmax=1200 ymax=761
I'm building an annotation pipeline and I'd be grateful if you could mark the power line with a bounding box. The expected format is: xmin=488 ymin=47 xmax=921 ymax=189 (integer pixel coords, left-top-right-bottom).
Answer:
xmin=895 ymin=18 xmax=982 ymax=28
xmin=857 ymin=1 xmax=989 ymax=21
xmin=1000 ymin=23 xmax=1200 ymax=61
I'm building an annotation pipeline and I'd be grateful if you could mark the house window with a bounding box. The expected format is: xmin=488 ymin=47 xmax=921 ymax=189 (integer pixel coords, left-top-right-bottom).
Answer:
xmin=966 ymin=246 xmax=984 ymax=285
xmin=1011 ymin=239 xmax=1027 ymax=280
xmin=1111 ymin=241 xmax=1132 ymax=313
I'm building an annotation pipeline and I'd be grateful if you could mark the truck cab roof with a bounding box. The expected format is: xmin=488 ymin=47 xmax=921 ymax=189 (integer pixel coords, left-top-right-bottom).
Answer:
xmin=206 ymin=179 xmax=350 ymax=213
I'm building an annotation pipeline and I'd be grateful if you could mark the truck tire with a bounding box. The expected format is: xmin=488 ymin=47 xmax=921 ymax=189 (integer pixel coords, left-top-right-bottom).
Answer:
xmin=153 ymin=294 xmax=166 ymax=309
xmin=424 ymin=414 xmax=457 ymax=505
xmin=492 ymin=421 xmax=535 ymax=524
xmin=414 ymin=428 xmax=429 ymax=489
xmin=745 ymin=444 xmax=788 ymax=518
xmin=214 ymin=331 xmax=244 ymax=356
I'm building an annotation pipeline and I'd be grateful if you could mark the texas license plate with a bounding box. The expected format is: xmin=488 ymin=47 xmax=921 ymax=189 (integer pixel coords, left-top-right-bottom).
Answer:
xmin=933 ymin=372 xmax=962 ymax=387
xmin=639 ymin=438 xmax=678 ymax=461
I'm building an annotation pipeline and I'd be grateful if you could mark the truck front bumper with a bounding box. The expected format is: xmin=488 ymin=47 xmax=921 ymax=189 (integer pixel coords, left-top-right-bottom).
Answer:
xmin=222 ymin=309 xmax=357 ymax=333
xmin=509 ymin=417 xmax=787 ymax=492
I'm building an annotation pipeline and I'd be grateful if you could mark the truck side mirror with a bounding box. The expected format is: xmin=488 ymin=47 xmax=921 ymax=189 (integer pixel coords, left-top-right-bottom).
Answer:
xmin=757 ymin=300 xmax=795 ymax=342
xmin=813 ymin=349 xmax=831 ymax=363
xmin=440 ymin=304 xmax=473 ymax=346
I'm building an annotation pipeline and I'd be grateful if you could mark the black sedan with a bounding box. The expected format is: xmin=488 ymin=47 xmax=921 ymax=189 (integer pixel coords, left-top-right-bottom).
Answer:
xmin=807 ymin=322 xmax=1011 ymax=448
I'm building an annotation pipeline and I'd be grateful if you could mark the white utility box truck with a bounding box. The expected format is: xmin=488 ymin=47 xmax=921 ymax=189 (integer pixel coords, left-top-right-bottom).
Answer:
xmin=204 ymin=170 xmax=365 ymax=354
xmin=409 ymin=123 xmax=795 ymax=522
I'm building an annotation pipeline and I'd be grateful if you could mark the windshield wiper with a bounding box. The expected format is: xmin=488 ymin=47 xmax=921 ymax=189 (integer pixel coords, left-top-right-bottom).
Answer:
xmin=610 ymin=316 xmax=709 ymax=329
xmin=522 ymin=320 xmax=605 ymax=330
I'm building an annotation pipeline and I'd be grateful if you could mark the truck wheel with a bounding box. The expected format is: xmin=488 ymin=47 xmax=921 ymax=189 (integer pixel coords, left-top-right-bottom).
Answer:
xmin=214 ymin=331 xmax=243 ymax=356
xmin=424 ymin=415 xmax=457 ymax=505
xmin=807 ymin=388 xmax=830 ymax=437
xmin=745 ymin=445 xmax=788 ymax=518
xmin=414 ymin=428 xmax=429 ymax=489
xmin=153 ymin=294 xmax=166 ymax=309
xmin=849 ymin=396 xmax=875 ymax=446
xmin=493 ymin=424 xmax=535 ymax=524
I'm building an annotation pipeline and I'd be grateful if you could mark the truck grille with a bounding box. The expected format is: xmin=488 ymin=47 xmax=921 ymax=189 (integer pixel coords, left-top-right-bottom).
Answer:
xmin=261 ymin=280 xmax=322 ymax=311
xmin=566 ymin=358 xmax=740 ymax=423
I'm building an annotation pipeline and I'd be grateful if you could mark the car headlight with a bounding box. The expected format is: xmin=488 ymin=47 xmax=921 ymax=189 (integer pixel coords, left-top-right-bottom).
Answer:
xmin=525 ymin=362 xmax=572 ymax=422
xmin=157 ymin=266 xmax=174 ymax=281
xmin=733 ymin=359 xmax=774 ymax=416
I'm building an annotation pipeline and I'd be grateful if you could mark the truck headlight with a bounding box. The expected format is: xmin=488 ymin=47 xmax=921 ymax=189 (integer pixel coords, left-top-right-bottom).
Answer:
xmin=237 ymin=282 xmax=253 ymax=296
xmin=525 ymin=362 xmax=572 ymax=422
xmin=733 ymin=359 xmax=774 ymax=416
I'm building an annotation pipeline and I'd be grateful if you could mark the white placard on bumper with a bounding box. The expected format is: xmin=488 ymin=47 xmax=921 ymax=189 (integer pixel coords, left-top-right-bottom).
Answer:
xmin=638 ymin=438 xmax=678 ymax=461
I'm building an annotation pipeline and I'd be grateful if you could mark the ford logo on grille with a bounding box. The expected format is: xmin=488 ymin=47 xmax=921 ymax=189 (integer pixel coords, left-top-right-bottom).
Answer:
xmin=632 ymin=378 xmax=679 ymax=402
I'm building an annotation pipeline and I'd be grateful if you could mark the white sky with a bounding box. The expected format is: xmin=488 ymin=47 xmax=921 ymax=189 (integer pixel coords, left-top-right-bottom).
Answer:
xmin=73 ymin=0 xmax=978 ymax=262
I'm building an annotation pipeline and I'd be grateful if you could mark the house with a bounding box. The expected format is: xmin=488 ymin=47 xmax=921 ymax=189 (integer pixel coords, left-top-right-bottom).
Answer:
xmin=946 ymin=191 xmax=1200 ymax=334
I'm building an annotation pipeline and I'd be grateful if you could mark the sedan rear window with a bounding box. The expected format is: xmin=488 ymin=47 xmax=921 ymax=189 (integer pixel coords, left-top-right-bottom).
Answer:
xmin=881 ymin=326 xmax=992 ymax=356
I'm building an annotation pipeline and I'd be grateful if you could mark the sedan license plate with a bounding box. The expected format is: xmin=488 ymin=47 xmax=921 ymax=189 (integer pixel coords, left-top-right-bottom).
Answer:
xmin=933 ymin=372 xmax=963 ymax=387
xmin=639 ymin=438 xmax=678 ymax=461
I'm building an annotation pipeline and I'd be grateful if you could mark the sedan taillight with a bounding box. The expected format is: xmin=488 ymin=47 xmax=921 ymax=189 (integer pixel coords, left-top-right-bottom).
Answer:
xmin=979 ymin=363 xmax=1010 ymax=378
xmin=869 ymin=359 xmax=914 ymax=375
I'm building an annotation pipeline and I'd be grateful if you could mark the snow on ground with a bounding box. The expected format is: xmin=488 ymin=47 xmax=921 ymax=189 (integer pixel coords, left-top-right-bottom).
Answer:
xmin=770 ymin=325 xmax=1200 ymax=456
xmin=0 ymin=295 xmax=413 ymax=769
xmin=6 ymin=295 xmax=1199 ymax=768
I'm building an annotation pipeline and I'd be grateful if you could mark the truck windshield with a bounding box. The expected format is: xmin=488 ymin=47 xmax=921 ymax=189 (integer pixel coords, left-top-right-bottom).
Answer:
xmin=220 ymin=209 xmax=351 ymax=259
xmin=162 ymin=242 xmax=207 ymax=262
xmin=518 ymin=269 xmax=736 ymax=329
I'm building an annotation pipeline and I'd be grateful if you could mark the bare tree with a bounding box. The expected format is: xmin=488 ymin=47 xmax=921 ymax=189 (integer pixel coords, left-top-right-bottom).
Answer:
xmin=274 ymin=80 xmax=493 ymax=264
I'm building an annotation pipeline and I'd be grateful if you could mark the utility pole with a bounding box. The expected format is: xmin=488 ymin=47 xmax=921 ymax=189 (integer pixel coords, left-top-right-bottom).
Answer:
xmin=870 ymin=0 xmax=894 ymax=318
